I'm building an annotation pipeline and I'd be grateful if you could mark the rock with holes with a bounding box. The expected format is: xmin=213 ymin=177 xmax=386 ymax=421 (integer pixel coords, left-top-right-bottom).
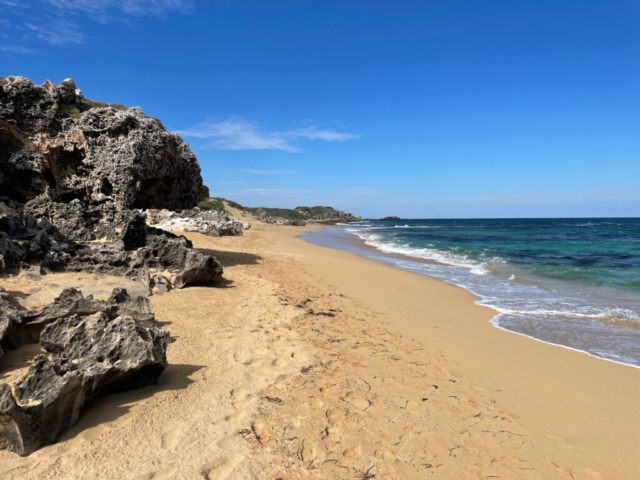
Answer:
xmin=171 ymin=249 xmax=224 ymax=288
xmin=148 ymin=208 xmax=244 ymax=237
xmin=0 ymin=312 xmax=169 ymax=456
xmin=1 ymin=287 xmax=155 ymax=352
xmin=0 ymin=76 xmax=207 ymax=209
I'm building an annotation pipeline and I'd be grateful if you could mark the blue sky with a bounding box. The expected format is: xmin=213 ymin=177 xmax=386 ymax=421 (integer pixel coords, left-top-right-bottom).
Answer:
xmin=1 ymin=0 xmax=639 ymax=218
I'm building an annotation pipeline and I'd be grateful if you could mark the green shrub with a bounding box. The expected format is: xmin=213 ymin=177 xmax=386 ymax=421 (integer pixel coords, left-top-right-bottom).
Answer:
xmin=198 ymin=198 xmax=227 ymax=212
xmin=0 ymin=77 xmax=7 ymax=86
xmin=59 ymin=103 xmax=80 ymax=118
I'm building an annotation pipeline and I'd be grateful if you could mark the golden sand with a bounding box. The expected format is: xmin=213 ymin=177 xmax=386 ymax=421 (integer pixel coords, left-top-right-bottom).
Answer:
xmin=0 ymin=224 xmax=638 ymax=479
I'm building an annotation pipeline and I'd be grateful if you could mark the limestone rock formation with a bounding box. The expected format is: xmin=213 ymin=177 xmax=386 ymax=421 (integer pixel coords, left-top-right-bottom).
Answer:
xmin=146 ymin=208 xmax=245 ymax=237
xmin=0 ymin=77 xmax=224 ymax=289
xmin=0 ymin=76 xmax=208 ymax=210
xmin=0 ymin=312 xmax=169 ymax=456
xmin=0 ymin=287 xmax=155 ymax=353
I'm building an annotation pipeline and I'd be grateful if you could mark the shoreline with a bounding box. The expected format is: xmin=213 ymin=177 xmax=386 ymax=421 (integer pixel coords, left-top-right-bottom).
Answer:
xmin=278 ymin=224 xmax=640 ymax=478
xmin=0 ymin=223 xmax=638 ymax=478
xmin=304 ymin=224 xmax=640 ymax=369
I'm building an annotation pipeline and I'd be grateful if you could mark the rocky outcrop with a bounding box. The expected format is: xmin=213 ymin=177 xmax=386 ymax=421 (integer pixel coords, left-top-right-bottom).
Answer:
xmin=0 ymin=207 xmax=223 ymax=289
xmin=380 ymin=216 xmax=401 ymax=221
xmin=249 ymin=205 xmax=361 ymax=225
xmin=0 ymin=76 xmax=224 ymax=290
xmin=0 ymin=76 xmax=208 ymax=210
xmin=293 ymin=206 xmax=362 ymax=224
xmin=0 ymin=311 xmax=169 ymax=456
xmin=0 ymin=287 xmax=155 ymax=353
xmin=146 ymin=208 xmax=245 ymax=237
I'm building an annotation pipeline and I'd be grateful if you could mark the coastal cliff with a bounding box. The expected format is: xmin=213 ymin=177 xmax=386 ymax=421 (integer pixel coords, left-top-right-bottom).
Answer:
xmin=0 ymin=76 xmax=207 ymax=210
xmin=199 ymin=198 xmax=362 ymax=225
xmin=0 ymin=76 xmax=222 ymax=455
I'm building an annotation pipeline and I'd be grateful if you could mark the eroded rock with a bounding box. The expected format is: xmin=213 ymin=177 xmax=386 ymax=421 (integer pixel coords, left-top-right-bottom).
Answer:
xmin=1 ymin=76 xmax=208 ymax=210
xmin=1 ymin=287 xmax=155 ymax=352
xmin=0 ymin=312 xmax=169 ymax=456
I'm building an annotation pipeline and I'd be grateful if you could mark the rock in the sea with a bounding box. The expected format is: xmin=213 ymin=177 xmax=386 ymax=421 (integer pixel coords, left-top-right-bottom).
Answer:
xmin=380 ymin=216 xmax=401 ymax=221
xmin=0 ymin=312 xmax=169 ymax=456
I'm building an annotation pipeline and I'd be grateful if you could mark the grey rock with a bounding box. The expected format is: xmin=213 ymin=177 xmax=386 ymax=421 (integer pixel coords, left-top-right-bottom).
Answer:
xmin=0 ymin=312 xmax=169 ymax=456
xmin=0 ymin=232 xmax=24 ymax=273
xmin=151 ymin=275 xmax=172 ymax=296
xmin=1 ymin=76 xmax=208 ymax=210
xmin=171 ymin=249 xmax=224 ymax=288
xmin=147 ymin=208 xmax=244 ymax=237
xmin=2 ymin=287 xmax=155 ymax=352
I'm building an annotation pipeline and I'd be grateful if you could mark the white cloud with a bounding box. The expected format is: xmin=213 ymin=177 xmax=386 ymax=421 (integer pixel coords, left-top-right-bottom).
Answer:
xmin=0 ymin=45 xmax=37 ymax=53
xmin=178 ymin=116 xmax=361 ymax=152
xmin=44 ymin=0 xmax=194 ymax=17
xmin=1 ymin=0 xmax=193 ymax=49
xmin=239 ymin=169 xmax=296 ymax=175
xmin=26 ymin=20 xmax=84 ymax=46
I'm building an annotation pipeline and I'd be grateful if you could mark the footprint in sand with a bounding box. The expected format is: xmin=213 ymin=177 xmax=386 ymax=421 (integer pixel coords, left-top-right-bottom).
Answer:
xmin=160 ymin=428 xmax=183 ymax=450
xmin=233 ymin=351 xmax=255 ymax=365
xmin=206 ymin=454 xmax=245 ymax=480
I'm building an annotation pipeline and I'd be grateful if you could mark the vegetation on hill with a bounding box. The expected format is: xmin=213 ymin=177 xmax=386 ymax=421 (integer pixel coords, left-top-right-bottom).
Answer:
xmin=196 ymin=198 xmax=360 ymax=223
xmin=84 ymin=99 xmax=129 ymax=111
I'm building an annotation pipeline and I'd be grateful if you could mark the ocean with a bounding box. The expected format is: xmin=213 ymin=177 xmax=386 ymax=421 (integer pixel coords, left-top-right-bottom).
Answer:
xmin=302 ymin=218 xmax=640 ymax=368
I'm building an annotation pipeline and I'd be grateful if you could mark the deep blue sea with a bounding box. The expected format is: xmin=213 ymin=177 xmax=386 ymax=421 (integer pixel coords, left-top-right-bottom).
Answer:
xmin=302 ymin=218 xmax=640 ymax=367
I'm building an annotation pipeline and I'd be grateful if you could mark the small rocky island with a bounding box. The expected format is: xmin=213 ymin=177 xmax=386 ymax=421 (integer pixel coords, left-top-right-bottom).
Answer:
xmin=380 ymin=216 xmax=402 ymax=221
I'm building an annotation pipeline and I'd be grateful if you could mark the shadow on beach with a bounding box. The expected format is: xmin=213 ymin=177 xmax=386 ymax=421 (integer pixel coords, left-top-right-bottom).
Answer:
xmin=198 ymin=248 xmax=263 ymax=267
xmin=57 ymin=363 xmax=204 ymax=443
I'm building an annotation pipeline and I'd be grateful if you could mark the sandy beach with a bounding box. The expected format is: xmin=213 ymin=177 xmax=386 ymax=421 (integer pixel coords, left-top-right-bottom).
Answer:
xmin=1 ymin=223 xmax=638 ymax=479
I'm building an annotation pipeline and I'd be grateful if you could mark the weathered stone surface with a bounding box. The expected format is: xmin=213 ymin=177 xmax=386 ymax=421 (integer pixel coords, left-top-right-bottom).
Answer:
xmin=0 ymin=291 xmax=26 ymax=361
xmin=1 ymin=287 xmax=155 ymax=352
xmin=0 ymin=312 xmax=169 ymax=456
xmin=171 ymin=249 xmax=224 ymax=288
xmin=1 ymin=206 xmax=224 ymax=288
xmin=1 ymin=76 xmax=207 ymax=210
xmin=146 ymin=208 xmax=244 ymax=237
xmin=0 ymin=232 xmax=24 ymax=273
xmin=151 ymin=275 xmax=172 ymax=296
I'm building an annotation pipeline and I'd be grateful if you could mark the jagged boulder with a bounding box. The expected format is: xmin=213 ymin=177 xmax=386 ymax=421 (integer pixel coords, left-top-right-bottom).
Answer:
xmin=0 ymin=287 xmax=155 ymax=352
xmin=0 ymin=312 xmax=169 ymax=456
xmin=0 ymin=76 xmax=208 ymax=210
xmin=171 ymin=249 xmax=224 ymax=288
xmin=1 ymin=206 xmax=224 ymax=288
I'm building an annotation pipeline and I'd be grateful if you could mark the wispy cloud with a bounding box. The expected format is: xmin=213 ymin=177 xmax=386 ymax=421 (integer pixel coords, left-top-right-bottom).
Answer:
xmin=44 ymin=0 xmax=194 ymax=18
xmin=0 ymin=0 xmax=194 ymax=50
xmin=0 ymin=45 xmax=37 ymax=53
xmin=239 ymin=169 xmax=297 ymax=175
xmin=244 ymin=188 xmax=310 ymax=195
xmin=26 ymin=20 xmax=84 ymax=46
xmin=178 ymin=116 xmax=361 ymax=152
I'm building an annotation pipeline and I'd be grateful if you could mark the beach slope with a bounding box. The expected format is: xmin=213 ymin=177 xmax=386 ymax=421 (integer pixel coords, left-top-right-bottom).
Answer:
xmin=0 ymin=224 xmax=637 ymax=479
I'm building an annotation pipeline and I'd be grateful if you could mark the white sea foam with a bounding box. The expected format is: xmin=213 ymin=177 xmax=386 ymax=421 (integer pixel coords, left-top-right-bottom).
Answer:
xmin=306 ymin=224 xmax=640 ymax=367
xmin=352 ymin=230 xmax=490 ymax=275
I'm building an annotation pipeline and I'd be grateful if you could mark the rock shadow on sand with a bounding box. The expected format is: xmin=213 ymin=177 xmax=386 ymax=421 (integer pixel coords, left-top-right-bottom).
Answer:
xmin=56 ymin=363 xmax=204 ymax=443
xmin=198 ymin=249 xmax=262 ymax=267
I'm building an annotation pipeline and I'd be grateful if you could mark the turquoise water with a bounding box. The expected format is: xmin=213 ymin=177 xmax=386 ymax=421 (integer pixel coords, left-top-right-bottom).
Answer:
xmin=302 ymin=218 xmax=640 ymax=367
